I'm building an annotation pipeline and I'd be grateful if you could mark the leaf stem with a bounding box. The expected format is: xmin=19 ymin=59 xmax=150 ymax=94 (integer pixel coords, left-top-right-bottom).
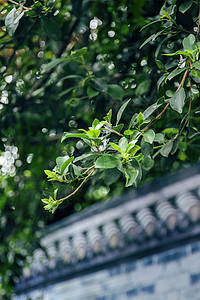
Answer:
xmin=57 ymin=167 xmax=95 ymax=204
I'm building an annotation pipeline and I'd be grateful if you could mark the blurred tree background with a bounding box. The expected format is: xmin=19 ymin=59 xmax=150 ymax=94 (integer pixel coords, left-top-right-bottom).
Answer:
xmin=0 ymin=0 xmax=199 ymax=298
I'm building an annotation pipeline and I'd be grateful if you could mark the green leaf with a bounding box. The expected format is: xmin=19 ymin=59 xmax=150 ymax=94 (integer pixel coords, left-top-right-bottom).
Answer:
xmin=70 ymin=47 xmax=88 ymax=60
xmin=141 ymin=156 xmax=154 ymax=171
xmin=136 ymin=112 xmax=143 ymax=128
xmin=123 ymin=165 xmax=138 ymax=187
xmin=168 ymin=67 xmax=187 ymax=81
xmin=193 ymin=62 xmax=200 ymax=71
xmin=163 ymin=50 xmax=191 ymax=58
xmin=116 ymin=99 xmax=131 ymax=126
xmin=87 ymin=86 xmax=99 ymax=98
xmin=104 ymin=169 xmax=121 ymax=186
xmin=183 ymin=34 xmax=196 ymax=53
xmin=95 ymin=154 xmax=121 ymax=169
xmin=104 ymin=109 xmax=112 ymax=123
xmin=42 ymin=58 xmax=67 ymax=73
xmin=154 ymin=133 xmax=164 ymax=143
xmin=44 ymin=170 xmax=54 ymax=177
xmin=191 ymin=70 xmax=200 ymax=78
xmin=160 ymin=140 xmax=173 ymax=157
xmin=127 ymin=144 xmax=140 ymax=156
xmin=107 ymin=84 xmax=124 ymax=100
xmin=130 ymin=130 xmax=140 ymax=141
xmin=90 ymin=78 xmax=107 ymax=92
xmin=112 ymin=124 xmax=124 ymax=133
xmin=179 ymin=0 xmax=193 ymax=13
xmin=109 ymin=142 xmax=123 ymax=154
xmin=130 ymin=159 xmax=142 ymax=187
xmin=41 ymin=198 xmax=49 ymax=204
xmin=74 ymin=153 xmax=99 ymax=163
xmin=142 ymin=129 xmax=155 ymax=144
xmin=61 ymin=132 xmax=91 ymax=142
xmin=118 ymin=137 xmax=128 ymax=153
xmin=143 ymin=103 xmax=162 ymax=120
xmin=128 ymin=113 xmax=138 ymax=129
xmin=136 ymin=80 xmax=151 ymax=96
xmin=54 ymin=188 xmax=58 ymax=200
xmin=141 ymin=138 xmax=153 ymax=158
xmin=56 ymin=156 xmax=74 ymax=175
xmin=155 ymin=59 xmax=166 ymax=72
xmin=170 ymin=87 xmax=185 ymax=114
xmin=5 ymin=8 xmax=24 ymax=36
xmin=92 ymin=118 xmax=100 ymax=129
xmin=140 ymin=30 xmax=164 ymax=49
xmin=81 ymin=129 xmax=101 ymax=138
xmin=124 ymin=130 xmax=134 ymax=135
xmin=41 ymin=17 xmax=61 ymax=41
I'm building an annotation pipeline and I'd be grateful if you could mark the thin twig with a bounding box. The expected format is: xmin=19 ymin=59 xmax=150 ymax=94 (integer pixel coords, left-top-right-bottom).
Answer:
xmin=57 ymin=167 xmax=95 ymax=203
xmin=7 ymin=0 xmax=32 ymax=11
xmin=142 ymin=66 xmax=190 ymax=132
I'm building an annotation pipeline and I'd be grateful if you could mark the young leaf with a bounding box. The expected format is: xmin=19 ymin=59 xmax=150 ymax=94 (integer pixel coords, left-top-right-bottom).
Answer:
xmin=118 ymin=137 xmax=128 ymax=153
xmin=124 ymin=130 xmax=134 ymax=135
xmin=116 ymin=99 xmax=131 ymax=126
xmin=142 ymin=129 xmax=155 ymax=144
xmin=127 ymin=144 xmax=140 ymax=156
xmin=168 ymin=67 xmax=187 ymax=81
xmin=163 ymin=50 xmax=191 ymax=58
xmin=170 ymin=87 xmax=185 ymax=114
xmin=95 ymin=154 xmax=121 ymax=169
xmin=104 ymin=109 xmax=112 ymax=123
xmin=160 ymin=140 xmax=173 ymax=157
xmin=44 ymin=170 xmax=54 ymax=177
xmin=107 ymin=84 xmax=124 ymax=100
xmin=54 ymin=188 xmax=58 ymax=200
xmin=109 ymin=142 xmax=123 ymax=154
xmin=136 ymin=112 xmax=143 ymax=128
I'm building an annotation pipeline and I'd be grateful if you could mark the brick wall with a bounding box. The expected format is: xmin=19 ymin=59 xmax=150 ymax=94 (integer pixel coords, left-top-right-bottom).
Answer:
xmin=15 ymin=239 xmax=200 ymax=300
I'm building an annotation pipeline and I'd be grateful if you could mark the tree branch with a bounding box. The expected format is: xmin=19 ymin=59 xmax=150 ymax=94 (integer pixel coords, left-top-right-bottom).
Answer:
xmin=142 ymin=66 xmax=190 ymax=132
xmin=7 ymin=0 xmax=32 ymax=11
xmin=57 ymin=167 xmax=95 ymax=204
